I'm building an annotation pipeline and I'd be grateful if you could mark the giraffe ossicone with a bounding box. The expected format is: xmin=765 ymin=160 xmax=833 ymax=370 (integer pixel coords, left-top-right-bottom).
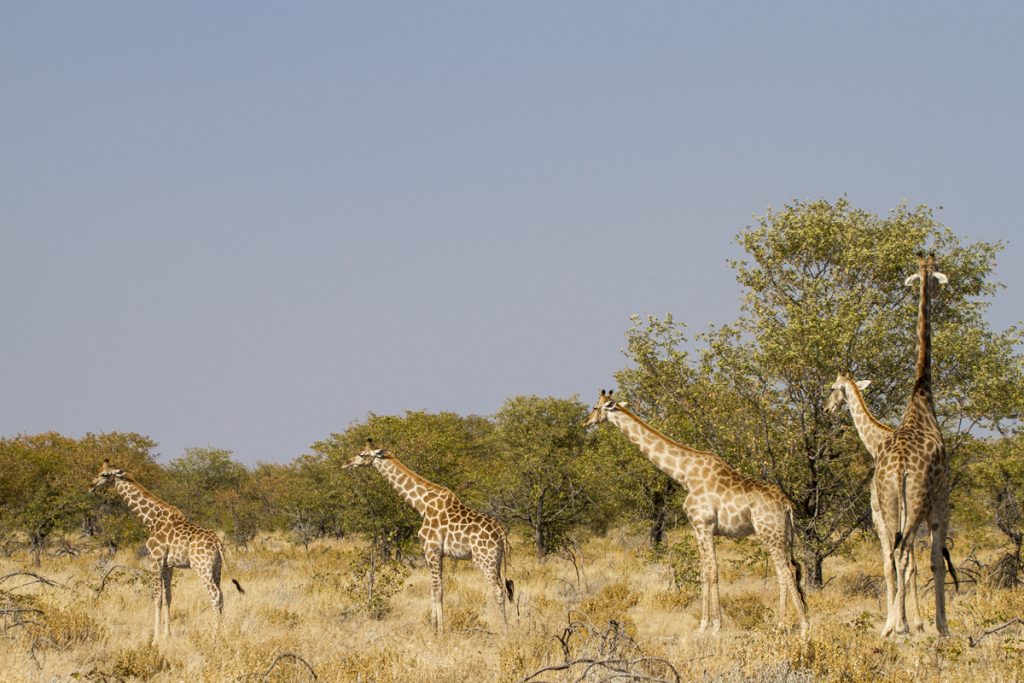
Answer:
xmin=343 ymin=438 xmax=514 ymax=632
xmin=90 ymin=459 xmax=244 ymax=642
xmin=584 ymin=391 xmax=809 ymax=635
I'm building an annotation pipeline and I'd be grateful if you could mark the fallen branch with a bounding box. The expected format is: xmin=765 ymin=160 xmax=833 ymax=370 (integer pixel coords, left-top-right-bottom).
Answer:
xmin=520 ymin=656 xmax=679 ymax=683
xmin=0 ymin=605 xmax=45 ymax=635
xmin=0 ymin=571 xmax=65 ymax=591
xmin=968 ymin=618 xmax=1024 ymax=647
xmin=93 ymin=565 xmax=147 ymax=597
xmin=261 ymin=651 xmax=318 ymax=681
xmin=521 ymin=618 xmax=680 ymax=683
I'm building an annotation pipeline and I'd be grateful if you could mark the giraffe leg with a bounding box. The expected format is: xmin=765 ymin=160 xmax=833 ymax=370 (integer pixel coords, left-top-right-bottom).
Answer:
xmin=769 ymin=544 xmax=806 ymax=633
xmin=425 ymin=545 xmax=443 ymax=632
xmin=150 ymin=562 xmax=163 ymax=643
xmin=874 ymin=504 xmax=898 ymax=637
xmin=931 ymin=519 xmax=950 ymax=636
xmin=693 ymin=522 xmax=721 ymax=633
xmin=199 ymin=562 xmax=224 ymax=637
xmin=907 ymin=545 xmax=924 ymax=633
xmin=890 ymin=526 xmax=918 ymax=636
xmin=475 ymin=552 xmax=506 ymax=629
xmin=161 ymin=567 xmax=172 ymax=639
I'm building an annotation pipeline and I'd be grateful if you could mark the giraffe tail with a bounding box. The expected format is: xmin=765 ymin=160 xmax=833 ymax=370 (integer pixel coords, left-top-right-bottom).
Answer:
xmin=787 ymin=507 xmax=807 ymax=608
xmin=943 ymin=546 xmax=959 ymax=592
xmin=893 ymin=467 xmax=910 ymax=560
xmin=502 ymin=533 xmax=514 ymax=602
xmin=219 ymin=542 xmax=246 ymax=594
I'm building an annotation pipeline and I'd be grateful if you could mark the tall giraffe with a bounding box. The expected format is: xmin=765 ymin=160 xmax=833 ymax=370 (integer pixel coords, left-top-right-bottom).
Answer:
xmin=343 ymin=439 xmax=513 ymax=631
xmin=866 ymin=253 xmax=956 ymax=636
xmin=826 ymin=374 xmax=924 ymax=631
xmin=89 ymin=460 xmax=244 ymax=642
xmin=584 ymin=391 xmax=808 ymax=634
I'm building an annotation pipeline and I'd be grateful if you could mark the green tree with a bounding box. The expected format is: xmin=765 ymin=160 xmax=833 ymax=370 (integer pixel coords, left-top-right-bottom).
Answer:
xmin=312 ymin=411 xmax=495 ymax=559
xmin=620 ymin=198 xmax=1023 ymax=585
xmin=962 ymin=434 xmax=1024 ymax=587
xmin=0 ymin=431 xmax=162 ymax=562
xmin=165 ymin=447 xmax=250 ymax=537
xmin=489 ymin=395 xmax=595 ymax=558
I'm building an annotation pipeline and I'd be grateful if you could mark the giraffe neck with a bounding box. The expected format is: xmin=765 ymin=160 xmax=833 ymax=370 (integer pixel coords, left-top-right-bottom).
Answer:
xmin=606 ymin=408 xmax=712 ymax=488
xmin=913 ymin=264 xmax=933 ymax=400
xmin=372 ymin=455 xmax=447 ymax=516
xmin=112 ymin=476 xmax=182 ymax=531
xmin=841 ymin=381 xmax=893 ymax=458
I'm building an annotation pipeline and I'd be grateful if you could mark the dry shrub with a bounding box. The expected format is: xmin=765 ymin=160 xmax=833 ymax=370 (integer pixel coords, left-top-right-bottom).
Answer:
xmin=721 ymin=592 xmax=771 ymax=631
xmin=113 ymin=644 xmax=171 ymax=679
xmin=650 ymin=586 xmax=698 ymax=610
xmin=442 ymin=591 xmax=486 ymax=631
xmin=260 ymin=605 xmax=302 ymax=628
xmin=34 ymin=605 xmax=103 ymax=649
xmin=836 ymin=571 xmax=884 ymax=600
xmin=777 ymin=627 xmax=909 ymax=683
xmin=578 ymin=581 xmax=639 ymax=634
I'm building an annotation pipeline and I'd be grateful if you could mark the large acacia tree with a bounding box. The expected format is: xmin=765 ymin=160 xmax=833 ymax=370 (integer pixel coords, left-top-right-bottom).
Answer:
xmin=620 ymin=198 xmax=1023 ymax=585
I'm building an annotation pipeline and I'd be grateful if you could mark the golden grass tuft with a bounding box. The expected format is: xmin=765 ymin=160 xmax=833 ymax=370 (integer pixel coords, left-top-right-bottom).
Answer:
xmin=0 ymin=530 xmax=1023 ymax=682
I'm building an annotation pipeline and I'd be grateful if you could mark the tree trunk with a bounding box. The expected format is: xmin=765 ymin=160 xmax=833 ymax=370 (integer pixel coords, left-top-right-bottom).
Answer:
xmin=534 ymin=492 xmax=548 ymax=559
xmin=649 ymin=502 xmax=667 ymax=547
xmin=534 ymin=524 xmax=547 ymax=559
xmin=801 ymin=548 xmax=825 ymax=589
xmin=648 ymin=480 xmax=674 ymax=547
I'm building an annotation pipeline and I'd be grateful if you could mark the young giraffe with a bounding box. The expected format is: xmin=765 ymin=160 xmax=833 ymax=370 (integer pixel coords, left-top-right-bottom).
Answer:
xmin=867 ymin=253 xmax=956 ymax=636
xmin=343 ymin=439 xmax=514 ymax=631
xmin=825 ymin=374 xmax=925 ymax=632
xmin=584 ymin=391 xmax=808 ymax=634
xmin=89 ymin=460 xmax=244 ymax=642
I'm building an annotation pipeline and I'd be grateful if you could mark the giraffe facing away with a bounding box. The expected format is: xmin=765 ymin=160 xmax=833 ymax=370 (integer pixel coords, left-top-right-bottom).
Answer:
xmin=90 ymin=460 xmax=244 ymax=642
xmin=584 ymin=392 xmax=808 ymax=634
xmin=826 ymin=374 xmax=925 ymax=632
xmin=343 ymin=439 xmax=513 ymax=631
xmin=850 ymin=253 xmax=956 ymax=637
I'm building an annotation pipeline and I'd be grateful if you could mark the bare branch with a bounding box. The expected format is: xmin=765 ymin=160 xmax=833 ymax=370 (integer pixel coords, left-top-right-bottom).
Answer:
xmin=968 ymin=618 xmax=1023 ymax=647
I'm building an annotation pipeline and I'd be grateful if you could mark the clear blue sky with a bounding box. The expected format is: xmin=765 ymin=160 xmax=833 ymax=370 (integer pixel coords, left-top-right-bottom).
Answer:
xmin=2 ymin=2 xmax=1021 ymax=465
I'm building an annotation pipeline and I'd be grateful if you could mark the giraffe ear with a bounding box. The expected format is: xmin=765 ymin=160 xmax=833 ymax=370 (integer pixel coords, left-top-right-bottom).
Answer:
xmin=372 ymin=449 xmax=385 ymax=457
xmin=855 ymin=380 xmax=872 ymax=391
xmin=904 ymin=273 xmax=922 ymax=286
xmin=933 ymin=271 xmax=948 ymax=285
xmin=112 ymin=469 xmax=127 ymax=477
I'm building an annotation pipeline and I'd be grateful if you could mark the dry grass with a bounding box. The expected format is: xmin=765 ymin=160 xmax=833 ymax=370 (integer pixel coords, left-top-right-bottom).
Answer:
xmin=1 ymin=529 xmax=1023 ymax=682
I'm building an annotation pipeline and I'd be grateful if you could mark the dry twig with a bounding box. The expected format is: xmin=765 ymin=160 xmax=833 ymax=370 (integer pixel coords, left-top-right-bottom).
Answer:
xmin=521 ymin=618 xmax=680 ymax=683
xmin=968 ymin=618 xmax=1024 ymax=647
xmin=259 ymin=651 xmax=318 ymax=681
xmin=0 ymin=571 xmax=65 ymax=591
xmin=93 ymin=565 xmax=147 ymax=597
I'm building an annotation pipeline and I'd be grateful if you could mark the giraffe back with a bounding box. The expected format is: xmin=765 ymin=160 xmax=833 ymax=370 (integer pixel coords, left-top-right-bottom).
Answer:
xmin=422 ymin=495 xmax=507 ymax=562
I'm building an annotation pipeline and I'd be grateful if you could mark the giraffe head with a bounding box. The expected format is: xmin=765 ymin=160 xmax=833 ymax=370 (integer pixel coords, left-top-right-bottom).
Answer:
xmin=89 ymin=459 xmax=126 ymax=492
xmin=343 ymin=438 xmax=388 ymax=470
xmin=903 ymin=252 xmax=948 ymax=291
xmin=583 ymin=389 xmax=621 ymax=428
xmin=825 ymin=374 xmax=872 ymax=413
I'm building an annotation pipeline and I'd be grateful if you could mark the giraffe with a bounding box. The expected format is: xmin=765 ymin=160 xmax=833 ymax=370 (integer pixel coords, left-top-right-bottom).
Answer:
xmin=825 ymin=374 xmax=925 ymax=632
xmin=343 ymin=439 xmax=514 ymax=631
xmin=89 ymin=459 xmax=244 ymax=642
xmin=859 ymin=253 xmax=956 ymax=637
xmin=584 ymin=391 xmax=808 ymax=634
